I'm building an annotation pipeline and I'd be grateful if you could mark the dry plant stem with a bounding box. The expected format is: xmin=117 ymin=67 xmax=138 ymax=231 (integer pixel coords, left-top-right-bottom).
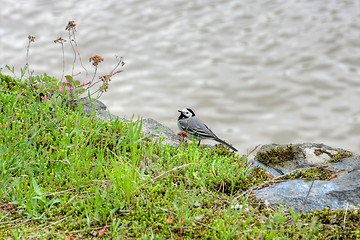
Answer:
xmin=68 ymin=30 xmax=77 ymax=78
xmin=92 ymin=87 xmax=104 ymax=99
xmin=28 ymin=217 xmax=67 ymax=232
xmin=60 ymin=43 xmax=65 ymax=82
xmin=27 ymin=225 xmax=111 ymax=239
xmin=247 ymin=144 xmax=261 ymax=159
xmin=244 ymin=144 xmax=261 ymax=173
xmin=299 ymin=179 xmax=315 ymax=213
xmin=110 ymin=56 xmax=124 ymax=74
xmin=87 ymin=66 xmax=98 ymax=90
xmin=89 ymin=56 xmax=124 ymax=99
xmin=45 ymin=184 xmax=90 ymax=197
xmin=43 ymin=111 xmax=61 ymax=131
xmin=71 ymin=28 xmax=88 ymax=82
xmin=26 ymin=39 xmax=31 ymax=76
xmin=157 ymin=207 xmax=215 ymax=231
xmin=88 ymin=78 xmax=103 ymax=89
xmin=168 ymin=226 xmax=174 ymax=240
xmin=25 ymin=36 xmax=39 ymax=94
xmin=0 ymin=218 xmax=24 ymax=226
xmin=343 ymin=202 xmax=349 ymax=229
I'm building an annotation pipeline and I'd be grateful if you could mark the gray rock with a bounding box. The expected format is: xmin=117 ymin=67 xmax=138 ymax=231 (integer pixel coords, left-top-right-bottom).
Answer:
xmin=76 ymin=97 xmax=121 ymax=121
xmin=76 ymin=97 xmax=179 ymax=145
xmin=254 ymin=170 xmax=360 ymax=212
xmin=142 ymin=118 xmax=179 ymax=146
xmin=252 ymin=143 xmax=360 ymax=212
xmin=253 ymin=143 xmax=358 ymax=176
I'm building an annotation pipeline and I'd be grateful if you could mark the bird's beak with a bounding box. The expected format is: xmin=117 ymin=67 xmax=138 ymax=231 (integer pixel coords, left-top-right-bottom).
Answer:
xmin=178 ymin=110 xmax=182 ymax=113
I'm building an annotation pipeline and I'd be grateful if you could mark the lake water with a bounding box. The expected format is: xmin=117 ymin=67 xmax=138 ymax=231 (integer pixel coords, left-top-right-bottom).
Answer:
xmin=1 ymin=0 xmax=360 ymax=154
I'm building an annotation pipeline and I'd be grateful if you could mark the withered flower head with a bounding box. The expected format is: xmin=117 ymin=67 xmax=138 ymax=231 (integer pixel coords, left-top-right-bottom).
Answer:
xmin=99 ymin=74 xmax=111 ymax=82
xmin=177 ymin=131 xmax=189 ymax=138
xmin=54 ymin=37 xmax=66 ymax=44
xmin=89 ymin=55 xmax=104 ymax=66
xmin=119 ymin=56 xmax=125 ymax=66
xmin=65 ymin=20 xmax=76 ymax=31
xmin=28 ymin=35 xmax=35 ymax=42
xmin=99 ymin=74 xmax=111 ymax=92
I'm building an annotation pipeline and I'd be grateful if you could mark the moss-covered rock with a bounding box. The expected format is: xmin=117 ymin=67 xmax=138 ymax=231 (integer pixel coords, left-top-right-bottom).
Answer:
xmin=255 ymin=144 xmax=298 ymax=166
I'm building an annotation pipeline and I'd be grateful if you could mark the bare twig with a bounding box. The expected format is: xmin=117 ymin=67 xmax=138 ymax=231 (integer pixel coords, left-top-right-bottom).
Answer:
xmin=25 ymin=217 xmax=67 ymax=233
xmin=88 ymin=65 xmax=98 ymax=89
xmin=26 ymin=35 xmax=35 ymax=77
xmin=299 ymin=179 xmax=315 ymax=213
xmin=89 ymin=180 xmax=111 ymax=183
xmin=0 ymin=218 xmax=24 ymax=225
xmin=54 ymin=37 xmax=66 ymax=82
xmin=247 ymin=144 xmax=261 ymax=158
xmin=66 ymin=21 xmax=77 ymax=78
xmin=72 ymin=32 xmax=88 ymax=82
xmin=343 ymin=202 xmax=349 ymax=229
xmin=110 ymin=56 xmax=125 ymax=75
xmin=244 ymin=144 xmax=261 ymax=173
xmin=43 ymin=111 xmax=62 ymax=131
xmin=27 ymin=225 xmax=112 ymax=239
xmin=65 ymin=21 xmax=88 ymax=82
xmin=45 ymin=184 xmax=90 ymax=197
xmin=168 ymin=226 xmax=174 ymax=239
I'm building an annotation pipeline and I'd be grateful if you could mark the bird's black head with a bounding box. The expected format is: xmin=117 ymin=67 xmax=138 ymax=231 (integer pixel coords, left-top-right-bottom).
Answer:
xmin=178 ymin=108 xmax=195 ymax=120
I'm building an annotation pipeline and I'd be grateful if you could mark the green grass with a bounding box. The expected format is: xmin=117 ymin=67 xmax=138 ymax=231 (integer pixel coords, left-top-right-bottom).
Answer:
xmin=0 ymin=72 xmax=358 ymax=239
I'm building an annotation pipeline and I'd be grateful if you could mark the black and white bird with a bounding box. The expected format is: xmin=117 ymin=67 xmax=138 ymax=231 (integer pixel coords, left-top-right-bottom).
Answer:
xmin=177 ymin=108 xmax=238 ymax=152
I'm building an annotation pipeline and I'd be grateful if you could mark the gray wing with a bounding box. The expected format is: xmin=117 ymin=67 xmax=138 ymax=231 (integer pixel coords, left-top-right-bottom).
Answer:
xmin=180 ymin=117 xmax=238 ymax=151
xmin=187 ymin=116 xmax=219 ymax=140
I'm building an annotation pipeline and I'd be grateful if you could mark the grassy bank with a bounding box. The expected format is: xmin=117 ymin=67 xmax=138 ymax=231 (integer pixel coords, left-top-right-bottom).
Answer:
xmin=1 ymin=72 xmax=359 ymax=239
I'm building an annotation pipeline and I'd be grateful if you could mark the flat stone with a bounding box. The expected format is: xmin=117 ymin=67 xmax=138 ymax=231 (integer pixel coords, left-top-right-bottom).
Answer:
xmin=254 ymin=169 xmax=360 ymax=212
xmin=252 ymin=143 xmax=360 ymax=212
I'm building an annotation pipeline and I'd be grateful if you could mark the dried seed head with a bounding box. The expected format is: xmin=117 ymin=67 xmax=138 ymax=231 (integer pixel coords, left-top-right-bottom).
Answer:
xmin=54 ymin=37 xmax=66 ymax=44
xmin=65 ymin=20 xmax=76 ymax=31
xmin=28 ymin=35 xmax=35 ymax=42
xmin=89 ymin=55 xmax=104 ymax=66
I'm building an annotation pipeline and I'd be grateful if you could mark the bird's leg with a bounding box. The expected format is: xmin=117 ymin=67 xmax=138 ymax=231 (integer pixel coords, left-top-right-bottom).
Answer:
xmin=197 ymin=140 xmax=201 ymax=146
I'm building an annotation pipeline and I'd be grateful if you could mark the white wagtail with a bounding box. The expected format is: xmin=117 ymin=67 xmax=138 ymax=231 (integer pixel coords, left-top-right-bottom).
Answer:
xmin=177 ymin=108 xmax=238 ymax=152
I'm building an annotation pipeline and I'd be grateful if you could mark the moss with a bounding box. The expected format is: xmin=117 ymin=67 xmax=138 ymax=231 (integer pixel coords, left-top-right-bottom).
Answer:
xmin=303 ymin=207 xmax=360 ymax=239
xmin=210 ymin=166 xmax=269 ymax=195
xmin=255 ymin=145 xmax=298 ymax=166
xmin=328 ymin=149 xmax=353 ymax=163
xmin=211 ymin=144 xmax=237 ymax=157
xmin=314 ymin=148 xmax=353 ymax=163
xmin=281 ymin=166 xmax=335 ymax=181
xmin=249 ymin=166 xmax=270 ymax=185
xmin=0 ymin=72 xmax=22 ymax=91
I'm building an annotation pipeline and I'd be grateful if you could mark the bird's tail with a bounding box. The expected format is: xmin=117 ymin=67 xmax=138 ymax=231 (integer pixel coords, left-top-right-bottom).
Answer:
xmin=214 ymin=138 xmax=238 ymax=152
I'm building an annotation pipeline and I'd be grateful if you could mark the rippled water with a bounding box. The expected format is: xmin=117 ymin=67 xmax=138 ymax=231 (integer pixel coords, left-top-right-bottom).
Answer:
xmin=1 ymin=0 xmax=360 ymax=154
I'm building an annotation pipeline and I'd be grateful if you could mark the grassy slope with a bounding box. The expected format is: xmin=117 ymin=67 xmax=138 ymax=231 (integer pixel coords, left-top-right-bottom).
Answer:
xmin=0 ymin=72 xmax=359 ymax=239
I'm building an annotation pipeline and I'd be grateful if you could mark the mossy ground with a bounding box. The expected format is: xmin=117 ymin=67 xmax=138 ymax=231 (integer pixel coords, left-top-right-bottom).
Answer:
xmin=280 ymin=166 xmax=335 ymax=181
xmin=255 ymin=144 xmax=298 ymax=166
xmin=0 ymin=72 xmax=359 ymax=239
xmin=328 ymin=149 xmax=353 ymax=163
xmin=303 ymin=207 xmax=360 ymax=239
